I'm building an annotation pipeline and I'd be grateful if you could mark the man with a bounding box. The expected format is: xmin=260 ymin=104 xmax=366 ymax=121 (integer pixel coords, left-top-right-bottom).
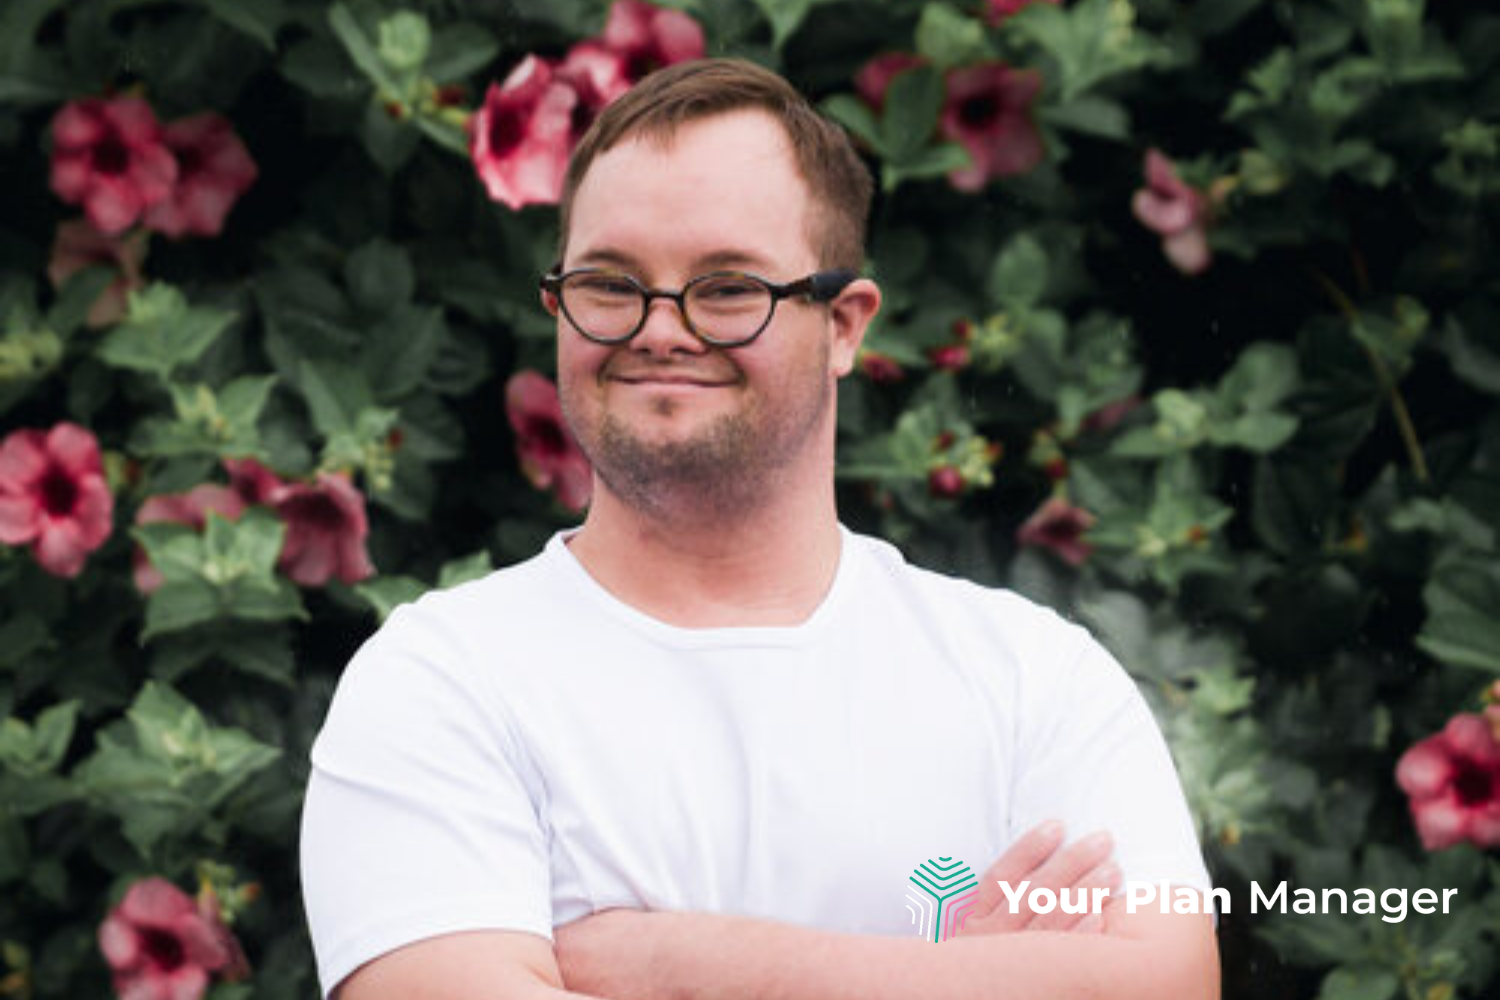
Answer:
xmin=300 ymin=58 xmax=1219 ymax=999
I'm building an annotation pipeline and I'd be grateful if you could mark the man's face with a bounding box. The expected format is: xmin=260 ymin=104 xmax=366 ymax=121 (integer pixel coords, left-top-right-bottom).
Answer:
xmin=551 ymin=110 xmax=868 ymax=514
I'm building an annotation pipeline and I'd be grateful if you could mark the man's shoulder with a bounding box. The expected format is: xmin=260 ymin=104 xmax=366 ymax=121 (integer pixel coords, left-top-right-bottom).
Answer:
xmin=385 ymin=533 xmax=571 ymax=631
xmin=845 ymin=527 xmax=1084 ymax=641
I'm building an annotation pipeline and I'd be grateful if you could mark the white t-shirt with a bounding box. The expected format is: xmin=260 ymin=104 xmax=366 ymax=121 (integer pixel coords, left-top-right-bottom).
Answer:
xmin=301 ymin=527 xmax=1211 ymax=995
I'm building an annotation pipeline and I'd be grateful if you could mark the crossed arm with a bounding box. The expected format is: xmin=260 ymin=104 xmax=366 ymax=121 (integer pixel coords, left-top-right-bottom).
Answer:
xmin=335 ymin=823 xmax=1220 ymax=1000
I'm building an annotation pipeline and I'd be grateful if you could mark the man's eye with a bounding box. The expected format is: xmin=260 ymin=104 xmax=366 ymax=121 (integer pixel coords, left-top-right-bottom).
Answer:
xmin=695 ymin=279 xmax=763 ymax=300
xmin=572 ymin=277 xmax=638 ymax=297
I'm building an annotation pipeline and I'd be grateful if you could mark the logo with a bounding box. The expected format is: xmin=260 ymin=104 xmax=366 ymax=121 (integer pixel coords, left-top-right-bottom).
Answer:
xmin=906 ymin=856 xmax=980 ymax=942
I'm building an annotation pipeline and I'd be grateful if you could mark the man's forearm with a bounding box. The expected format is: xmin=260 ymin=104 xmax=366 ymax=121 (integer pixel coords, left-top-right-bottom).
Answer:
xmin=611 ymin=911 xmax=1217 ymax=1000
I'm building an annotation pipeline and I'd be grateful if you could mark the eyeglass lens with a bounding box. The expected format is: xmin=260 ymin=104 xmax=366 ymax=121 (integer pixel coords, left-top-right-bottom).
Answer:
xmin=561 ymin=273 xmax=775 ymax=345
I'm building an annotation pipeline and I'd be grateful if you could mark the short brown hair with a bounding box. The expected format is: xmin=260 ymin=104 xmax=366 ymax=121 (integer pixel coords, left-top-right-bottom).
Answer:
xmin=557 ymin=58 xmax=873 ymax=270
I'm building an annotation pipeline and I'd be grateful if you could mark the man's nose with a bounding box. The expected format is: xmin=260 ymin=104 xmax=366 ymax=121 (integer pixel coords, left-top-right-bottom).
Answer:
xmin=630 ymin=297 xmax=707 ymax=357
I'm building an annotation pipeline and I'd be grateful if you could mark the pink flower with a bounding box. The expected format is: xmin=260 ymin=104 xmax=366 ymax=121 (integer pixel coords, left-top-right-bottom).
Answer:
xmin=0 ymin=423 xmax=113 ymax=578
xmin=132 ymin=485 xmax=247 ymax=593
xmin=558 ymin=41 xmax=634 ymax=114
xmin=858 ymin=350 xmax=906 ymax=384
xmin=223 ymin=458 xmax=375 ymax=587
xmin=223 ymin=457 xmax=283 ymax=506
xmin=855 ymin=53 xmax=926 ymax=110
xmin=600 ymin=0 xmax=705 ymax=82
xmin=1016 ymin=496 xmax=1095 ymax=567
xmin=506 ymin=371 xmax=592 ymax=512
xmin=940 ymin=64 xmax=1045 ymax=190
xmin=1080 ymin=394 xmax=1142 ymax=435
xmin=271 ymin=472 xmax=375 ymax=587
xmin=49 ymin=97 xmax=177 ymax=235
xmin=97 ymin=877 xmax=239 ymax=1000
xmin=927 ymin=343 xmax=970 ymax=372
xmin=143 ymin=114 xmax=258 ymax=239
xmin=986 ymin=0 xmax=1061 ymax=24
xmin=470 ymin=56 xmax=580 ymax=210
xmin=928 ymin=466 xmax=964 ymax=499
xmin=46 ymin=218 xmax=148 ymax=328
xmin=1396 ymin=713 xmax=1500 ymax=851
xmin=1131 ymin=149 xmax=1212 ymax=275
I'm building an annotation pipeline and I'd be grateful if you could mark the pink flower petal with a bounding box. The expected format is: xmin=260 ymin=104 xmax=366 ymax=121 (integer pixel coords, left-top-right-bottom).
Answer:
xmin=854 ymin=53 xmax=925 ymax=109
xmin=1162 ymin=226 xmax=1211 ymax=275
xmin=1396 ymin=738 xmax=1452 ymax=798
xmin=0 ymin=429 xmax=49 ymax=487
xmin=1131 ymin=188 xmax=1197 ymax=235
xmin=1411 ymin=794 xmax=1469 ymax=851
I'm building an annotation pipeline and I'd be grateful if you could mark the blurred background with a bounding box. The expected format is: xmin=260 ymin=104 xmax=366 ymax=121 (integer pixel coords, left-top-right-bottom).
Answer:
xmin=0 ymin=0 xmax=1497 ymax=997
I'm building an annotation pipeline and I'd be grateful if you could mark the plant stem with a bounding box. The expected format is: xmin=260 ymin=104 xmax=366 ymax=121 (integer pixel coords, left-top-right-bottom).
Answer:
xmin=1311 ymin=271 xmax=1431 ymax=485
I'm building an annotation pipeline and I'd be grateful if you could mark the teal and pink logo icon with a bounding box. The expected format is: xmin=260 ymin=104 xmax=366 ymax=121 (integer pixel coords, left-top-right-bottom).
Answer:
xmin=907 ymin=856 xmax=980 ymax=942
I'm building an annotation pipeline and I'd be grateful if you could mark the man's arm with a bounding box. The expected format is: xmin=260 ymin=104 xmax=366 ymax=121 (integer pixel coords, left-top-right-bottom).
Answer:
xmin=334 ymin=823 xmax=1213 ymax=1000
xmin=335 ymin=930 xmax=580 ymax=1000
xmin=556 ymin=902 xmax=1217 ymax=1000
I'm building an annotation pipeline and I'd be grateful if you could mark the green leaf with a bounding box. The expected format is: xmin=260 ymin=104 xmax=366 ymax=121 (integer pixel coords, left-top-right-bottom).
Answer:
xmin=354 ymin=575 xmax=427 ymax=621
xmin=415 ymin=114 xmax=471 ymax=156
xmin=915 ymin=2 xmax=990 ymax=70
xmin=142 ymin=581 xmax=221 ymax=640
xmin=328 ymin=2 xmax=399 ymax=95
xmin=1251 ymin=457 xmax=1335 ymax=557
xmin=881 ymin=143 xmax=971 ymax=191
xmin=424 ymin=23 xmax=499 ymax=83
xmin=987 ymin=234 xmax=1049 ymax=309
xmin=821 ymin=94 xmax=883 ymax=151
xmin=364 ymin=306 xmax=443 ymax=401
xmin=1417 ymin=557 xmax=1500 ymax=675
xmin=298 ymin=359 xmax=374 ymax=438
xmin=377 ymin=11 xmax=431 ymax=73
xmin=0 ymin=701 xmax=79 ymax=777
xmin=1212 ymin=411 xmax=1299 ymax=452
xmin=1186 ymin=0 xmax=1259 ymax=37
xmin=97 ymin=285 xmax=234 ymax=382
xmin=1038 ymin=96 xmax=1130 ymax=140
xmin=881 ymin=65 xmax=945 ymax=163
xmin=438 ymin=550 xmax=493 ymax=589
xmin=1010 ymin=0 xmax=1165 ymax=102
xmin=218 ymin=375 xmax=278 ymax=441
xmin=76 ymin=683 xmax=280 ymax=857
xmin=280 ymin=37 xmax=366 ymax=99
xmin=1438 ymin=313 xmax=1500 ymax=395
xmin=1317 ymin=967 xmax=1398 ymax=1000
xmin=44 ymin=265 xmax=114 ymax=338
xmin=360 ymin=99 xmax=421 ymax=173
xmin=1350 ymin=297 xmax=1429 ymax=372
xmin=750 ymin=0 xmax=840 ymax=49
xmin=198 ymin=0 xmax=288 ymax=50
xmin=1217 ymin=342 xmax=1298 ymax=412
xmin=344 ymin=239 xmax=415 ymax=314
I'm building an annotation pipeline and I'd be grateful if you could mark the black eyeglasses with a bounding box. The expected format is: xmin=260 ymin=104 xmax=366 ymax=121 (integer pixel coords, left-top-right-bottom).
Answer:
xmin=539 ymin=267 xmax=858 ymax=348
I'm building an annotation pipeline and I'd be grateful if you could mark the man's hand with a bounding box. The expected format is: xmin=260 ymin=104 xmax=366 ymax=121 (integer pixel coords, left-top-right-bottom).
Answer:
xmin=956 ymin=820 xmax=1123 ymax=937
xmin=553 ymin=821 xmax=1124 ymax=997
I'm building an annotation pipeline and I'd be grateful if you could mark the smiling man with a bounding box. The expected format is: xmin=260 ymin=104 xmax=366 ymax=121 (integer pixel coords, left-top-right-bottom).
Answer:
xmin=300 ymin=59 xmax=1219 ymax=1000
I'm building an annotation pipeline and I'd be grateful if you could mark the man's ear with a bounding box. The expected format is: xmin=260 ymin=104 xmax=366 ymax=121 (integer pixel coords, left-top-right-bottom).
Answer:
xmin=827 ymin=278 xmax=882 ymax=378
xmin=540 ymin=287 xmax=560 ymax=316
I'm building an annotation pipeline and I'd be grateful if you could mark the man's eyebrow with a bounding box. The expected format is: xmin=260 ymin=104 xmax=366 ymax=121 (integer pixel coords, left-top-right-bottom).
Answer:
xmin=571 ymin=247 xmax=641 ymax=270
xmin=569 ymin=247 xmax=778 ymax=274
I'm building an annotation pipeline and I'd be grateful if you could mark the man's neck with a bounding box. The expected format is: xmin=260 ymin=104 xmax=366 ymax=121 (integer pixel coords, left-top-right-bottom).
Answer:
xmin=565 ymin=474 xmax=843 ymax=630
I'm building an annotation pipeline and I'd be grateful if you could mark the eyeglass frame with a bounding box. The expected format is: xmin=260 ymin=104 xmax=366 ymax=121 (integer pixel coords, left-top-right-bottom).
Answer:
xmin=538 ymin=266 xmax=860 ymax=348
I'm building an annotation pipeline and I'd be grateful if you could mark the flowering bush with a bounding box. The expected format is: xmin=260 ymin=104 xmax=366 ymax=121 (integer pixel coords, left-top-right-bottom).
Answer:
xmin=1 ymin=1 xmax=1498 ymax=998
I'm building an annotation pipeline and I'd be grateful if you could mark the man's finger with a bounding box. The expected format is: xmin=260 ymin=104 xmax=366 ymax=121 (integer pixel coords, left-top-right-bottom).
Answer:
xmin=1026 ymin=859 xmax=1122 ymax=932
xmin=1021 ymin=829 xmax=1114 ymax=901
xmin=968 ymin=820 xmax=1066 ymax=926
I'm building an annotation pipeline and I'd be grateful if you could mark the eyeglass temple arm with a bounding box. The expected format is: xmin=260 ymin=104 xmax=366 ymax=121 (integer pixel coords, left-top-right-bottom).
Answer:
xmin=797 ymin=269 xmax=859 ymax=302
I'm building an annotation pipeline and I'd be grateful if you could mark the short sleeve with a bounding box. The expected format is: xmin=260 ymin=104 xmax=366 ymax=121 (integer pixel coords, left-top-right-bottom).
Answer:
xmin=1008 ymin=631 xmax=1212 ymax=899
xmin=300 ymin=599 xmax=553 ymax=996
